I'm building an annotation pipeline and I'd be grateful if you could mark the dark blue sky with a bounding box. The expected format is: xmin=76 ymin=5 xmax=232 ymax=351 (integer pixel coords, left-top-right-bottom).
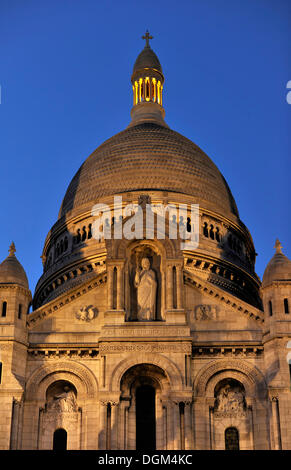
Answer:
xmin=0 ymin=0 xmax=290 ymax=294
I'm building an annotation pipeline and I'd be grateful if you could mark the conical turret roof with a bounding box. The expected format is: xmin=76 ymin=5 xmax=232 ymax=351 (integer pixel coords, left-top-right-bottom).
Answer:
xmin=0 ymin=242 xmax=29 ymax=289
xmin=262 ymin=239 xmax=291 ymax=287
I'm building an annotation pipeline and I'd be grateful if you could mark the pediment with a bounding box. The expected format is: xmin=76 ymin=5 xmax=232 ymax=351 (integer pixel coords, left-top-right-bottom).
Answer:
xmin=184 ymin=268 xmax=264 ymax=325
xmin=27 ymin=271 xmax=106 ymax=329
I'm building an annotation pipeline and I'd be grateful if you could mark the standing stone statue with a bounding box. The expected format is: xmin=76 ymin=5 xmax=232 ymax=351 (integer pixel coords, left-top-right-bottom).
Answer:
xmin=47 ymin=386 xmax=77 ymax=413
xmin=134 ymin=257 xmax=157 ymax=321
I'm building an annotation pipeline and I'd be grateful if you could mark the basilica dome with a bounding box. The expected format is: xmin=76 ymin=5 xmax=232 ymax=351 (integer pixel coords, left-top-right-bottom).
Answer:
xmin=34 ymin=35 xmax=260 ymax=311
xmin=59 ymin=122 xmax=239 ymax=220
xmin=59 ymin=34 xmax=238 ymax=221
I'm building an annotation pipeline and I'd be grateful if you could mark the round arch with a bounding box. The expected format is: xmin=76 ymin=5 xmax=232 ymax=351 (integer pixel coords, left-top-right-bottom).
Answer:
xmin=109 ymin=353 xmax=184 ymax=392
xmin=193 ymin=359 xmax=267 ymax=399
xmin=120 ymin=363 xmax=170 ymax=397
xmin=116 ymin=236 xmax=181 ymax=260
xmin=25 ymin=360 xmax=99 ymax=402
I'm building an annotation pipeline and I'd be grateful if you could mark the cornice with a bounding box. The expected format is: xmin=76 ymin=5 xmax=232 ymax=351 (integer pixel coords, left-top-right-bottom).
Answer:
xmin=0 ymin=284 xmax=32 ymax=299
xmin=192 ymin=345 xmax=263 ymax=358
xmin=260 ymin=280 xmax=291 ymax=292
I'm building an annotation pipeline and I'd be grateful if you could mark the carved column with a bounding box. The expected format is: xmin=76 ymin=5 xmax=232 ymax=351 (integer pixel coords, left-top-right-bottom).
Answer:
xmin=176 ymin=265 xmax=183 ymax=309
xmin=10 ymin=398 xmax=21 ymax=450
xmin=162 ymin=405 xmax=167 ymax=450
xmin=107 ymin=266 xmax=114 ymax=310
xmin=110 ymin=402 xmax=119 ymax=450
xmin=184 ymin=402 xmax=192 ymax=450
xmin=99 ymin=401 xmax=108 ymax=450
xmin=172 ymin=401 xmax=180 ymax=449
xmin=271 ymin=397 xmax=282 ymax=450
xmin=119 ymin=400 xmax=130 ymax=450
xmin=180 ymin=403 xmax=185 ymax=450
xmin=165 ymin=400 xmax=174 ymax=450
xmin=116 ymin=266 xmax=124 ymax=310
xmin=124 ymin=402 xmax=130 ymax=449
xmin=248 ymin=405 xmax=255 ymax=450
xmin=167 ymin=265 xmax=173 ymax=310
xmin=209 ymin=406 xmax=214 ymax=450
xmin=156 ymin=393 xmax=164 ymax=450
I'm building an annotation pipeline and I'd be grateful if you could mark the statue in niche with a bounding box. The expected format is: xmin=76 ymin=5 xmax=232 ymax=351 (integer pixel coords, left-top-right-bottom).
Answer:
xmin=134 ymin=257 xmax=157 ymax=321
xmin=215 ymin=382 xmax=246 ymax=417
xmin=47 ymin=385 xmax=77 ymax=413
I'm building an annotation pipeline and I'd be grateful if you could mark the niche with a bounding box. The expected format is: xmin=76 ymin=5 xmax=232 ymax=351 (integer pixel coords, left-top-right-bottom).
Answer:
xmin=128 ymin=245 xmax=161 ymax=321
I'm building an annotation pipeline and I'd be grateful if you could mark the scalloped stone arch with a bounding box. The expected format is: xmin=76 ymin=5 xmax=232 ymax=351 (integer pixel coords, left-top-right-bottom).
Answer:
xmin=115 ymin=235 xmax=180 ymax=260
xmin=194 ymin=359 xmax=266 ymax=399
xmin=110 ymin=353 xmax=184 ymax=392
xmin=120 ymin=364 xmax=171 ymax=396
xmin=206 ymin=370 xmax=253 ymax=398
xmin=25 ymin=361 xmax=99 ymax=401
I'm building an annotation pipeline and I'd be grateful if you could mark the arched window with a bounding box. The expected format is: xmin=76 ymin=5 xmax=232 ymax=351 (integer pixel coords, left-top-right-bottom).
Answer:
xmin=1 ymin=301 xmax=7 ymax=317
xmin=18 ymin=304 xmax=22 ymax=320
xmin=152 ymin=78 xmax=156 ymax=102
xmin=225 ymin=427 xmax=239 ymax=450
xmin=269 ymin=300 xmax=273 ymax=317
xmin=284 ymin=298 xmax=289 ymax=314
xmin=53 ymin=428 xmax=67 ymax=450
xmin=145 ymin=77 xmax=150 ymax=101
xmin=203 ymin=222 xmax=208 ymax=237
xmin=186 ymin=217 xmax=192 ymax=233
xmin=81 ymin=227 xmax=87 ymax=242
xmin=228 ymin=234 xmax=233 ymax=249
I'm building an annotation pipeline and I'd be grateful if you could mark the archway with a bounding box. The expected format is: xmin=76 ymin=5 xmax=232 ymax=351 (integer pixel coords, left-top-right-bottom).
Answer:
xmin=53 ymin=428 xmax=67 ymax=450
xmin=225 ymin=427 xmax=239 ymax=450
xmin=120 ymin=364 xmax=170 ymax=450
xmin=39 ymin=380 xmax=79 ymax=450
xmin=136 ymin=385 xmax=156 ymax=450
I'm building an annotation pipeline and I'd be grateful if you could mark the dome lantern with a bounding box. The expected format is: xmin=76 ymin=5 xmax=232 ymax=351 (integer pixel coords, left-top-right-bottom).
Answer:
xmin=130 ymin=31 xmax=167 ymax=127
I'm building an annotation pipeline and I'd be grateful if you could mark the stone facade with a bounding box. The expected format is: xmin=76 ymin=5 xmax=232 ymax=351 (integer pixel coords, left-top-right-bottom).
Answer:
xmin=0 ymin=35 xmax=290 ymax=450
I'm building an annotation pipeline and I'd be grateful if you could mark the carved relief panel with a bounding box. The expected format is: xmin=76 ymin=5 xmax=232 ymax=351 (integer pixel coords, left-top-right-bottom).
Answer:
xmin=214 ymin=379 xmax=246 ymax=418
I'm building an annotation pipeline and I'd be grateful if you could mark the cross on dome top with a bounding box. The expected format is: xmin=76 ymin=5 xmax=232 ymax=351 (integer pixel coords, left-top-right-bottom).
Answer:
xmin=9 ymin=241 xmax=16 ymax=256
xmin=274 ymin=239 xmax=283 ymax=254
xmin=142 ymin=30 xmax=153 ymax=48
